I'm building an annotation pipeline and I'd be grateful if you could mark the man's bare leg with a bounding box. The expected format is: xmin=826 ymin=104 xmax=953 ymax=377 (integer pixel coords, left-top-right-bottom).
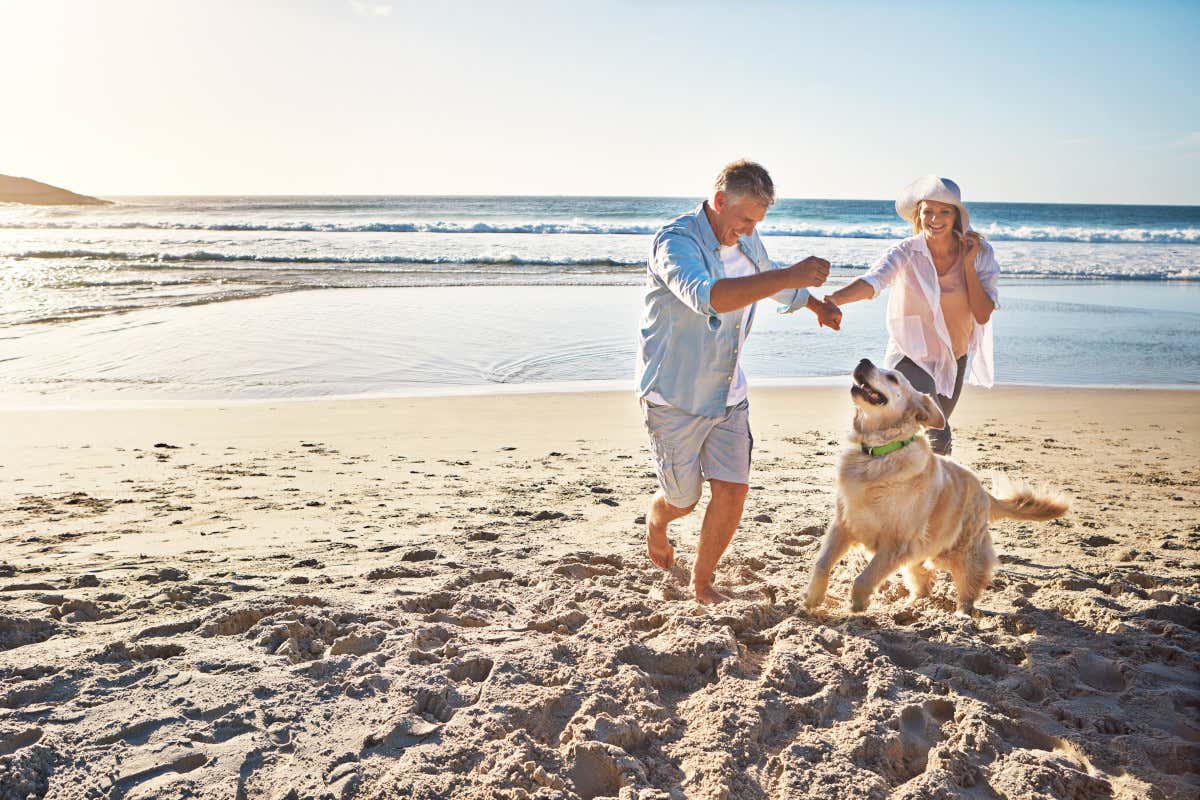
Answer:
xmin=692 ymin=479 xmax=748 ymax=604
xmin=646 ymin=491 xmax=695 ymax=570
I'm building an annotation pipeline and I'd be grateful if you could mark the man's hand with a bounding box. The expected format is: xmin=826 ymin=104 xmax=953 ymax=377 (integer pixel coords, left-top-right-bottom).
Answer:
xmin=787 ymin=256 xmax=830 ymax=288
xmin=815 ymin=296 xmax=842 ymax=330
xmin=710 ymin=255 xmax=831 ymax=314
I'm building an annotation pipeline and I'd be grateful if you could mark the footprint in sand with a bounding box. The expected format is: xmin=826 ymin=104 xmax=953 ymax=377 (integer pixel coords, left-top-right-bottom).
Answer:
xmin=447 ymin=656 xmax=495 ymax=684
xmin=409 ymin=624 xmax=458 ymax=664
xmin=95 ymin=641 xmax=187 ymax=663
xmin=401 ymin=592 xmax=456 ymax=614
xmin=0 ymin=727 xmax=43 ymax=757
xmin=0 ymin=615 xmax=60 ymax=650
xmin=407 ymin=656 xmax=496 ymax=729
xmin=1073 ymin=650 xmax=1127 ymax=693
xmin=111 ymin=745 xmax=207 ymax=792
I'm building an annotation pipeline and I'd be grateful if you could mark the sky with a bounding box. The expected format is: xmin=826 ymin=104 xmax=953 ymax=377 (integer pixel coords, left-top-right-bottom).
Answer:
xmin=1 ymin=0 xmax=1197 ymax=203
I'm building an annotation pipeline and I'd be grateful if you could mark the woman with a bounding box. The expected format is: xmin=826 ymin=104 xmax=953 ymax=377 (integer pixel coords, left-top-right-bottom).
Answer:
xmin=820 ymin=175 xmax=999 ymax=455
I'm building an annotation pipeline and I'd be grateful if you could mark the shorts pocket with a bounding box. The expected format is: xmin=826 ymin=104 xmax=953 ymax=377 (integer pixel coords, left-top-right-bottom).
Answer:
xmin=651 ymin=435 xmax=706 ymax=507
xmin=647 ymin=435 xmax=683 ymax=501
xmin=641 ymin=398 xmax=669 ymax=431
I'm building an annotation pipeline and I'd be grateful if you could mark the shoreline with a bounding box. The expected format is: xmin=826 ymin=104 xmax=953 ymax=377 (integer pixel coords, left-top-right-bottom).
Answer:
xmin=1 ymin=379 xmax=1198 ymax=413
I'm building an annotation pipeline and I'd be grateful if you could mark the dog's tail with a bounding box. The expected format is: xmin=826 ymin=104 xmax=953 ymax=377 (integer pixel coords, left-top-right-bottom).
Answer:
xmin=987 ymin=474 xmax=1069 ymax=522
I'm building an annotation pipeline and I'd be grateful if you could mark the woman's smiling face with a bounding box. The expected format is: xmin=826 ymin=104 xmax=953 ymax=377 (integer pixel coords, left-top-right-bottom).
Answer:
xmin=919 ymin=199 xmax=960 ymax=241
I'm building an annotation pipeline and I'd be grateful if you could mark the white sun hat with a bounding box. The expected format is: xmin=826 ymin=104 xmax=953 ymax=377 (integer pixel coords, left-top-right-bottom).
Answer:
xmin=895 ymin=175 xmax=971 ymax=233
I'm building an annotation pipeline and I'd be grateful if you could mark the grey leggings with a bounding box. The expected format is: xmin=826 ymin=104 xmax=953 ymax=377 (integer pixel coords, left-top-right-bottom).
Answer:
xmin=895 ymin=355 xmax=967 ymax=455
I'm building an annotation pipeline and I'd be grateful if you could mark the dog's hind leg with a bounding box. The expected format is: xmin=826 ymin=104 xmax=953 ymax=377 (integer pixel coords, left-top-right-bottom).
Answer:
xmin=951 ymin=527 xmax=998 ymax=616
xmin=851 ymin=546 xmax=908 ymax=612
xmin=804 ymin=521 xmax=853 ymax=611
xmin=902 ymin=562 xmax=933 ymax=599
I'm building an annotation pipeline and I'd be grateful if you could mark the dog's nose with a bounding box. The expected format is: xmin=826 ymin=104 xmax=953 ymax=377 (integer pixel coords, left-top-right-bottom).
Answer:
xmin=857 ymin=358 xmax=874 ymax=370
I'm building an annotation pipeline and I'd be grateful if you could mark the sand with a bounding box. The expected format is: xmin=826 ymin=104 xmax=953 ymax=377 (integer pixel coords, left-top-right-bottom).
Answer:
xmin=0 ymin=386 xmax=1197 ymax=799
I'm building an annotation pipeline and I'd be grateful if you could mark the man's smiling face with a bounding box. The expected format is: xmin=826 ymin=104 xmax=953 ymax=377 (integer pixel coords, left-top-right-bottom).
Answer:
xmin=709 ymin=191 xmax=769 ymax=246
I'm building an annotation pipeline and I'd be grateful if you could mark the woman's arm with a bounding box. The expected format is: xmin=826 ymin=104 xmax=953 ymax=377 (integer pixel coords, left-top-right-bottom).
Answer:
xmin=817 ymin=244 xmax=904 ymax=319
xmin=828 ymin=244 xmax=903 ymax=307
xmin=960 ymin=232 xmax=995 ymax=324
xmin=826 ymin=278 xmax=876 ymax=306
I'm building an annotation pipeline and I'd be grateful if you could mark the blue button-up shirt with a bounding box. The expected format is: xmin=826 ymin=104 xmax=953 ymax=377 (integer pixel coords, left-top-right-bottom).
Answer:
xmin=635 ymin=202 xmax=810 ymax=417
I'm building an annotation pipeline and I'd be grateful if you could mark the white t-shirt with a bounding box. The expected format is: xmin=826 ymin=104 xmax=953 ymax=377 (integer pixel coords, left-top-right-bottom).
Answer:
xmin=648 ymin=243 xmax=756 ymax=408
xmin=721 ymin=244 xmax=755 ymax=406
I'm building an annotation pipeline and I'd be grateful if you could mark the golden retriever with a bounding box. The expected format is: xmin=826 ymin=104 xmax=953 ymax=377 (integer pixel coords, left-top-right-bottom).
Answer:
xmin=804 ymin=358 xmax=1068 ymax=616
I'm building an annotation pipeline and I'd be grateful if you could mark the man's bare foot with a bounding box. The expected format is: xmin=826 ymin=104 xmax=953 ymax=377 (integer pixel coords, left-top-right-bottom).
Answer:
xmin=647 ymin=518 xmax=675 ymax=570
xmin=693 ymin=583 xmax=730 ymax=605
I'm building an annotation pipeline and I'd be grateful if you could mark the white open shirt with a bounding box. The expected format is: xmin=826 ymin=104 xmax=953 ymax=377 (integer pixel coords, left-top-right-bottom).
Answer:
xmin=860 ymin=233 xmax=1000 ymax=397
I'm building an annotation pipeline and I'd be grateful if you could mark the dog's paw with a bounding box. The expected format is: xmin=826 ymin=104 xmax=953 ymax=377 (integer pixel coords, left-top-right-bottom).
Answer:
xmin=803 ymin=580 xmax=827 ymax=611
xmin=849 ymin=594 xmax=870 ymax=613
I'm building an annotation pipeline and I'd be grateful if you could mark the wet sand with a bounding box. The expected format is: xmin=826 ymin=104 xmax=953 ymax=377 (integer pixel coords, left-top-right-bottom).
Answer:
xmin=1 ymin=386 xmax=1197 ymax=799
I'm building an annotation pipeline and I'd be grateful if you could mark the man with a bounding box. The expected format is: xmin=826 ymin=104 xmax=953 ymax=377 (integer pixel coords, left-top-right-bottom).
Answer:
xmin=636 ymin=160 xmax=842 ymax=604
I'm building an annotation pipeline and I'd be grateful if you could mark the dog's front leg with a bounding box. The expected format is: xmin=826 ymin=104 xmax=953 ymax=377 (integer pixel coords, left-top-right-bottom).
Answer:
xmin=850 ymin=546 xmax=907 ymax=612
xmin=805 ymin=520 xmax=852 ymax=610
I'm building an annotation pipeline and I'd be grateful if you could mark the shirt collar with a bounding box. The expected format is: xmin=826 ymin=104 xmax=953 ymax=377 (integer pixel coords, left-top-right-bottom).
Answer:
xmin=912 ymin=232 xmax=932 ymax=259
xmin=693 ymin=201 xmax=721 ymax=252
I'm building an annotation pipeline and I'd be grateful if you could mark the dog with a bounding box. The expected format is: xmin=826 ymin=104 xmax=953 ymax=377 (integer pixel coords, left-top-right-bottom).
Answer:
xmin=804 ymin=358 xmax=1068 ymax=616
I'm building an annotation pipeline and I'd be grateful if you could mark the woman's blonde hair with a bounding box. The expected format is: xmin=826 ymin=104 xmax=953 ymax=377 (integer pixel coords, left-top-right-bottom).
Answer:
xmin=912 ymin=200 xmax=964 ymax=235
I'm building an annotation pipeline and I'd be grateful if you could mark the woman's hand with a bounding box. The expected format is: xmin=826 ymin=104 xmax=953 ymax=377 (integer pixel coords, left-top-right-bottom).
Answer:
xmin=805 ymin=293 xmax=842 ymax=330
xmin=959 ymin=230 xmax=984 ymax=268
xmin=957 ymin=231 xmax=995 ymax=323
xmin=816 ymin=296 xmax=842 ymax=330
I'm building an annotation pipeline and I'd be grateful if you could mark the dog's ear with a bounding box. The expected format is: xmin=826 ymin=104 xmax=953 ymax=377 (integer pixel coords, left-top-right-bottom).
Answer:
xmin=914 ymin=393 xmax=946 ymax=430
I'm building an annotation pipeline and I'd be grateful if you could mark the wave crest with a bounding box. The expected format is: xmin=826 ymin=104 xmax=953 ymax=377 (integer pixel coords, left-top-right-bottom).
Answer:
xmin=4 ymin=219 xmax=1199 ymax=243
xmin=7 ymin=248 xmax=644 ymax=269
xmin=8 ymin=248 xmax=1199 ymax=280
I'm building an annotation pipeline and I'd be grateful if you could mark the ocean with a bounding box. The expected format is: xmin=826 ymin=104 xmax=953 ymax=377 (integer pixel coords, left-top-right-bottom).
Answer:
xmin=1 ymin=196 xmax=1197 ymax=404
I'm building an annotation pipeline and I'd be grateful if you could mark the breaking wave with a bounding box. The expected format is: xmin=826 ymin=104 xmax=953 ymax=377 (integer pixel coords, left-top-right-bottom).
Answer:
xmin=7 ymin=248 xmax=1198 ymax=280
xmin=4 ymin=219 xmax=1199 ymax=244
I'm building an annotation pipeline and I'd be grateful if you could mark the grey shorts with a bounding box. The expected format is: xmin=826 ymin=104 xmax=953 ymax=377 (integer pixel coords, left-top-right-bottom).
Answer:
xmin=641 ymin=399 xmax=752 ymax=509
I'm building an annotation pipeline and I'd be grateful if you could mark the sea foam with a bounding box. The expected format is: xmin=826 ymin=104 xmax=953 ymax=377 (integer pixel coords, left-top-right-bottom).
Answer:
xmin=4 ymin=218 xmax=1199 ymax=244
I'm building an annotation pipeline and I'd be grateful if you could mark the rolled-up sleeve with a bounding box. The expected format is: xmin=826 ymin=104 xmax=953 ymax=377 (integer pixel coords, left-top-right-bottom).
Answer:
xmin=772 ymin=287 xmax=810 ymax=314
xmin=860 ymin=246 xmax=904 ymax=298
xmin=650 ymin=232 xmax=720 ymax=329
xmin=764 ymin=260 xmax=810 ymax=313
xmin=975 ymin=243 xmax=1001 ymax=307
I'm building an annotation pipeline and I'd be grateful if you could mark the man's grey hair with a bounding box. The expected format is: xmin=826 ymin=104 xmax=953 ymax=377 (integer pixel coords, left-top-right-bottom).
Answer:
xmin=714 ymin=159 xmax=775 ymax=207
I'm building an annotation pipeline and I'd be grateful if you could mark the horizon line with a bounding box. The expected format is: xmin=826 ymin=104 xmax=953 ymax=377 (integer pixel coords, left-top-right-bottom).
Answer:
xmin=84 ymin=192 xmax=1200 ymax=209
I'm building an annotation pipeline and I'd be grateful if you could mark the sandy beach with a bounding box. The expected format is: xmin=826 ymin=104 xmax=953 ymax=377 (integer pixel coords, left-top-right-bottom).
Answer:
xmin=1 ymin=386 xmax=1197 ymax=799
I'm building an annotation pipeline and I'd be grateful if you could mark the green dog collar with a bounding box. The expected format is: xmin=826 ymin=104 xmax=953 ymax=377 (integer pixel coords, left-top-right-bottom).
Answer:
xmin=861 ymin=434 xmax=917 ymax=457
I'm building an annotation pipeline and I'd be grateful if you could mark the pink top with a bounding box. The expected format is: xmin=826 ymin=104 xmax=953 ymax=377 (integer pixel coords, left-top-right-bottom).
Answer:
xmin=937 ymin=261 xmax=975 ymax=359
